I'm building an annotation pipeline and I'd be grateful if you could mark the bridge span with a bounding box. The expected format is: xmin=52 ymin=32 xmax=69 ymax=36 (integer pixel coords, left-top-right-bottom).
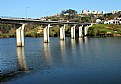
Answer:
xmin=0 ymin=17 xmax=92 ymax=47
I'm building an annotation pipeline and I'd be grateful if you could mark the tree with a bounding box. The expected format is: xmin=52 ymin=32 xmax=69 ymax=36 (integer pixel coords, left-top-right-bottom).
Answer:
xmin=60 ymin=9 xmax=78 ymax=21
xmin=81 ymin=17 xmax=91 ymax=22
xmin=88 ymin=27 xmax=98 ymax=36
xmin=61 ymin=9 xmax=77 ymax=16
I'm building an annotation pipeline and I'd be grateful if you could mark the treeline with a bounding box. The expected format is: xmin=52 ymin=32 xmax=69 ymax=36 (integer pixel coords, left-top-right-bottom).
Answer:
xmin=0 ymin=23 xmax=43 ymax=38
xmin=0 ymin=24 xmax=16 ymax=38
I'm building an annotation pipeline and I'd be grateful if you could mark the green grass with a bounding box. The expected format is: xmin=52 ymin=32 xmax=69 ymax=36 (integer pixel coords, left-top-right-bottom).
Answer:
xmin=88 ymin=24 xmax=121 ymax=36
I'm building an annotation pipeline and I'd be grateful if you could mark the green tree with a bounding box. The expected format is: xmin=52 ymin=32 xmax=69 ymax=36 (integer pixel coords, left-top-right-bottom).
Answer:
xmin=81 ymin=17 xmax=91 ymax=22
xmin=88 ymin=27 xmax=98 ymax=36
xmin=60 ymin=9 xmax=78 ymax=21
xmin=61 ymin=9 xmax=77 ymax=16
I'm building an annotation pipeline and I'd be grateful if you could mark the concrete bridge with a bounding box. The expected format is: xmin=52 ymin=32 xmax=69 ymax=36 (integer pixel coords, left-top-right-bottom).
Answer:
xmin=0 ymin=17 xmax=92 ymax=47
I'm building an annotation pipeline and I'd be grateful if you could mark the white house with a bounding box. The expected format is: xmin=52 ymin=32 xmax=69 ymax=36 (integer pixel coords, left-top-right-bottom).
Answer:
xmin=104 ymin=19 xmax=121 ymax=24
xmin=104 ymin=20 xmax=114 ymax=24
xmin=96 ymin=19 xmax=102 ymax=23
xmin=117 ymin=18 xmax=121 ymax=24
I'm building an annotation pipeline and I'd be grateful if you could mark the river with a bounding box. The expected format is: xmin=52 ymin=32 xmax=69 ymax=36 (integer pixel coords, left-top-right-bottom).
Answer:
xmin=1 ymin=37 xmax=121 ymax=84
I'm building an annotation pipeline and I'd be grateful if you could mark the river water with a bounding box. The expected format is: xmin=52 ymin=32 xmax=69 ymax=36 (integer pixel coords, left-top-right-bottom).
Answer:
xmin=1 ymin=37 xmax=121 ymax=84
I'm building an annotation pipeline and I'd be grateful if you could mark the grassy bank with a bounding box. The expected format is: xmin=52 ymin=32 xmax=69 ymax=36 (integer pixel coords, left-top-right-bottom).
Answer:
xmin=88 ymin=24 xmax=121 ymax=37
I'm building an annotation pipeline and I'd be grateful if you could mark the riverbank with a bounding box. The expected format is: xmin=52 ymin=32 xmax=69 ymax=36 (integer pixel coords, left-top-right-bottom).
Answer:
xmin=87 ymin=24 xmax=121 ymax=37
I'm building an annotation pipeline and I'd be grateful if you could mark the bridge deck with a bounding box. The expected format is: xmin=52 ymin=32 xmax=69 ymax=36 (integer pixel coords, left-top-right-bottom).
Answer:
xmin=0 ymin=18 xmax=91 ymax=25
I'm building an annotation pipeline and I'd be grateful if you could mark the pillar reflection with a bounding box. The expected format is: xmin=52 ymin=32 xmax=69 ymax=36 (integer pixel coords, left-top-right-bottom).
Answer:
xmin=71 ymin=39 xmax=76 ymax=57
xmin=60 ymin=40 xmax=67 ymax=64
xmin=43 ymin=43 xmax=52 ymax=66
xmin=71 ymin=39 xmax=76 ymax=49
xmin=79 ymin=37 xmax=88 ymax=44
xmin=60 ymin=40 xmax=66 ymax=51
xmin=70 ymin=39 xmax=80 ymax=63
xmin=16 ymin=47 xmax=28 ymax=71
xmin=79 ymin=38 xmax=83 ymax=44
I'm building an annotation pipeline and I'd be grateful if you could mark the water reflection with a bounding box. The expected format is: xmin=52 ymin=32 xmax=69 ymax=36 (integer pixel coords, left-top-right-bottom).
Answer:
xmin=79 ymin=37 xmax=88 ymax=44
xmin=71 ymin=39 xmax=76 ymax=56
xmin=1 ymin=37 xmax=121 ymax=84
xmin=60 ymin=40 xmax=67 ymax=64
xmin=60 ymin=40 xmax=66 ymax=53
xmin=78 ymin=37 xmax=89 ymax=56
xmin=16 ymin=47 xmax=28 ymax=71
xmin=79 ymin=38 xmax=83 ymax=44
xmin=43 ymin=44 xmax=52 ymax=66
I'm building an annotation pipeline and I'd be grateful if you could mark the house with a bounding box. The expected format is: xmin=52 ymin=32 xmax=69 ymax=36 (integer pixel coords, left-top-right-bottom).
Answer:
xmin=104 ymin=20 xmax=114 ymax=24
xmin=104 ymin=17 xmax=121 ymax=24
xmin=117 ymin=18 xmax=121 ymax=24
xmin=96 ymin=19 xmax=102 ymax=23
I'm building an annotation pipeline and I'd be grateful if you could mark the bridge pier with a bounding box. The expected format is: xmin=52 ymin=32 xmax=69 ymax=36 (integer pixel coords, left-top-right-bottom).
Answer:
xmin=16 ymin=24 xmax=25 ymax=47
xmin=44 ymin=24 xmax=52 ymax=43
xmin=79 ymin=25 xmax=83 ymax=37
xmin=84 ymin=26 xmax=89 ymax=36
xmin=60 ymin=25 xmax=65 ymax=40
xmin=71 ymin=25 xmax=76 ymax=39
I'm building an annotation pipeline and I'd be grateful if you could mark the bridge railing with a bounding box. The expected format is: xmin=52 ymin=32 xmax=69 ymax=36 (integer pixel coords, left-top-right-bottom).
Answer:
xmin=0 ymin=16 xmax=32 ymax=20
xmin=0 ymin=16 xmax=22 ymax=19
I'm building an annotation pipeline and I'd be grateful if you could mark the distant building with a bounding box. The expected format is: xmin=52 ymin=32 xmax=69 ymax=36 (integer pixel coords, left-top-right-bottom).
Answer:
xmin=96 ymin=19 xmax=102 ymax=23
xmin=81 ymin=10 xmax=105 ymax=15
xmin=104 ymin=20 xmax=114 ymax=24
xmin=87 ymin=10 xmax=92 ymax=14
xmin=104 ymin=19 xmax=120 ymax=24
xmin=81 ymin=10 xmax=92 ymax=15
xmin=117 ymin=18 xmax=121 ymax=24
xmin=36 ymin=18 xmax=46 ymax=21
xmin=112 ymin=10 xmax=121 ymax=14
xmin=101 ymin=11 xmax=105 ymax=14
xmin=92 ymin=10 xmax=98 ymax=14
xmin=81 ymin=10 xmax=87 ymax=14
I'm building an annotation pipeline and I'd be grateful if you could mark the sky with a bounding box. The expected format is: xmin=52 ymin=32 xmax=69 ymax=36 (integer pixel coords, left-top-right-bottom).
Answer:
xmin=0 ymin=0 xmax=121 ymax=18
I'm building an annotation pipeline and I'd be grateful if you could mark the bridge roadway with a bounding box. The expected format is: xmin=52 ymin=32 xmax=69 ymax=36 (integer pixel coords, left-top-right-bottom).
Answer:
xmin=0 ymin=17 xmax=92 ymax=47
xmin=0 ymin=17 xmax=90 ymax=25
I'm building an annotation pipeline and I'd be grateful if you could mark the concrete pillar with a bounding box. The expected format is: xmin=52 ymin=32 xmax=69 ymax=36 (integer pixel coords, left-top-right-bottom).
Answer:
xmin=84 ymin=26 xmax=88 ymax=36
xmin=71 ymin=25 xmax=76 ymax=39
xmin=79 ymin=25 xmax=83 ymax=37
xmin=16 ymin=27 xmax=21 ymax=47
xmin=44 ymin=24 xmax=51 ymax=43
xmin=84 ymin=24 xmax=92 ymax=36
xmin=16 ymin=24 xmax=25 ymax=47
xmin=21 ymin=24 xmax=25 ymax=47
xmin=60 ymin=25 xmax=65 ymax=40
